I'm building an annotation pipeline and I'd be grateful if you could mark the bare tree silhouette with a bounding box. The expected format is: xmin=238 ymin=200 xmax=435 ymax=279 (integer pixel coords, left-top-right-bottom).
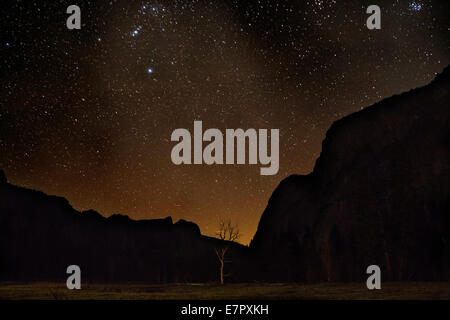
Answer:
xmin=215 ymin=219 xmax=240 ymax=285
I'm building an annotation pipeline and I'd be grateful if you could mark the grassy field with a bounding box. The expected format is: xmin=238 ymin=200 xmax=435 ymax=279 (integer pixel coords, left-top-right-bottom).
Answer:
xmin=0 ymin=282 xmax=449 ymax=300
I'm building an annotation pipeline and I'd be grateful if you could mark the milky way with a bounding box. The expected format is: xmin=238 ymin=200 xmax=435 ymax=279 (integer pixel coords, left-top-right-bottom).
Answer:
xmin=1 ymin=0 xmax=448 ymax=244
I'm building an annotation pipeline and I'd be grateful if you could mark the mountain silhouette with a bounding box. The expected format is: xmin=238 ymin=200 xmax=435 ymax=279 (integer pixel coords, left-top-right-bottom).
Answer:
xmin=0 ymin=175 xmax=248 ymax=282
xmin=1 ymin=66 xmax=449 ymax=283
xmin=250 ymin=66 xmax=450 ymax=282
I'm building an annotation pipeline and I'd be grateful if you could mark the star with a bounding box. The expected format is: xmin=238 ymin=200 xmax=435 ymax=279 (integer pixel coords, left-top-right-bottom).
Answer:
xmin=409 ymin=1 xmax=423 ymax=11
xmin=147 ymin=68 xmax=153 ymax=74
xmin=131 ymin=26 xmax=143 ymax=37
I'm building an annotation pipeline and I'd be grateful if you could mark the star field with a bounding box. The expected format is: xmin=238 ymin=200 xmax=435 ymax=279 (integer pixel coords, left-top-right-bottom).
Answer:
xmin=1 ymin=0 xmax=449 ymax=244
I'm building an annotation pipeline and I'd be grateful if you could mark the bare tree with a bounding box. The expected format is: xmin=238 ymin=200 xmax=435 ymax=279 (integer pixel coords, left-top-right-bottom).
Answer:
xmin=215 ymin=219 xmax=240 ymax=285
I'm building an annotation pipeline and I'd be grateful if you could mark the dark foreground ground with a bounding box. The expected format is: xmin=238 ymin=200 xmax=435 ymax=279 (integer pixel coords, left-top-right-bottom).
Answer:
xmin=0 ymin=282 xmax=449 ymax=300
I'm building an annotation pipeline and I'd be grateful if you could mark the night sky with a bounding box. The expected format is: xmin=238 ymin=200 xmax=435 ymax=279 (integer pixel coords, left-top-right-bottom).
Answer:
xmin=1 ymin=0 xmax=448 ymax=244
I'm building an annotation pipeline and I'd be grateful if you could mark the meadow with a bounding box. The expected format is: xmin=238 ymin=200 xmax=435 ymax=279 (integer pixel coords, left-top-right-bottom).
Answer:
xmin=0 ymin=282 xmax=449 ymax=300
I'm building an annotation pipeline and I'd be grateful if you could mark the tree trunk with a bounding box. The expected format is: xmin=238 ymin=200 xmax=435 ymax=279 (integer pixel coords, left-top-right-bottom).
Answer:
xmin=220 ymin=259 xmax=224 ymax=285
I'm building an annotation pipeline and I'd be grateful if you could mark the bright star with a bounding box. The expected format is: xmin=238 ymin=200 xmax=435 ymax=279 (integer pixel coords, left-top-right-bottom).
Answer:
xmin=409 ymin=1 xmax=423 ymax=11
xmin=147 ymin=68 xmax=153 ymax=74
xmin=131 ymin=26 xmax=143 ymax=37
